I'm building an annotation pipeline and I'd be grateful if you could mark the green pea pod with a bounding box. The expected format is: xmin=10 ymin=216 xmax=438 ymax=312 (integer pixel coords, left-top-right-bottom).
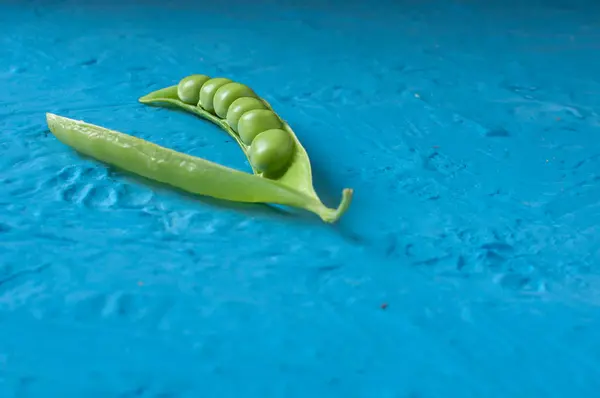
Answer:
xmin=138 ymin=79 xmax=353 ymax=222
xmin=45 ymin=113 xmax=352 ymax=223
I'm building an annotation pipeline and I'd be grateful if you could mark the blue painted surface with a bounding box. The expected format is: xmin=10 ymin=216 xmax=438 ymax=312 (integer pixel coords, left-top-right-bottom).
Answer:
xmin=1 ymin=0 xmax=600 ymax=396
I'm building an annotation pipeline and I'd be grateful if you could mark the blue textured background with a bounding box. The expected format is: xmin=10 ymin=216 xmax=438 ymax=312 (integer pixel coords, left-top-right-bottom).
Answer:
xmin=1 ymin=0 xmax=600 ymax=396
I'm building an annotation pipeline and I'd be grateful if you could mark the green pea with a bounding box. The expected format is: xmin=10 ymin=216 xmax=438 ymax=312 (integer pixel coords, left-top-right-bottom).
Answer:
xmin=199 ymin=77 xmax=232 ymax=113
xmin=237 ymin=109 xmax=282 ymax=145
xmin=249 ymin=129 xmax=294 ymax=175
xmin=213 ymin=82 xmax=256 ymax=119
xmin=226 ymin=97 xmax=267 ymax=132
xmin=177 ymin=74 xmax=211 ymax=105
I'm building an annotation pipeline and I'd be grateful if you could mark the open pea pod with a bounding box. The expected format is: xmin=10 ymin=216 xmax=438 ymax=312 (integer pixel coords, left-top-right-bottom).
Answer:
xmin=46 ymin=113 xmax=352 ymax=223
xmin=137 ymin=74 xmax=352 ymax=222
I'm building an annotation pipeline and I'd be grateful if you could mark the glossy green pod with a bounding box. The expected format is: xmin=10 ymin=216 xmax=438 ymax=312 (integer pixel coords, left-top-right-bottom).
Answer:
xmin=46 ymin=113 xmax=352 ymax=223
xmin=138 ymin=75 xmax=353 ymax=223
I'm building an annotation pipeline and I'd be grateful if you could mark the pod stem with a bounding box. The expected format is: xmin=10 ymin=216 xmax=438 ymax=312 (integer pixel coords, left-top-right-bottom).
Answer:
xmin=316 ymin=188 xmax=353 ymax=223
